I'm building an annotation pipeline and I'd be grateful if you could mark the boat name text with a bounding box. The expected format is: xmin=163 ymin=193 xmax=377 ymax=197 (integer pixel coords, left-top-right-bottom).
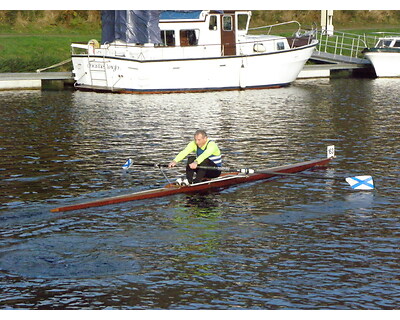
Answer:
xmin=89 ymin=63 xmax=120 ymax=72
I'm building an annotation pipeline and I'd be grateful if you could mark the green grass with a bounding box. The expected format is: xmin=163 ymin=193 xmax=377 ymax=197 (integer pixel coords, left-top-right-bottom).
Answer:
xmin=0 ymin=10 xmax=101 ymax=72
xmin=0 ymin=30 xmax=101 ymax=72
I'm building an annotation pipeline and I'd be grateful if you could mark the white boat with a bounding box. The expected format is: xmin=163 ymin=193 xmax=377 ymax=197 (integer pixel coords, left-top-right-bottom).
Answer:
xmin=363 ymin=35 xmax=400 ymax=77
xmin=71 ymin=10 xmax=318 ymax=94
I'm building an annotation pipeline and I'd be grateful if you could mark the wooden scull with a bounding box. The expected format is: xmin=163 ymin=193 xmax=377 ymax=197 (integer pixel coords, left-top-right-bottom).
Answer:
xmin=50 ymin=156 xmax=332 ymax=213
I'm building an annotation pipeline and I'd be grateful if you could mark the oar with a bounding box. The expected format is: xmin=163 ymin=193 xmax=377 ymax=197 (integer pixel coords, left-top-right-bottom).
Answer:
xmin=121 ymin=159 xmax=374 ymax=190
xmin=122 ymin=159 xmax=168 ymax=170
xmin=122 ymin=159 xmax=173 ymax=184
xmin=200 ymin=166 xmax=375 ymax=190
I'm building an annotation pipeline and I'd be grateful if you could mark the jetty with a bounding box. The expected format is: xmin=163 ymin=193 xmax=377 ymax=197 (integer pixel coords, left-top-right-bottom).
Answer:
xmin=0 ymin=72 xmax=73 ymax=90
xmin=298 ymin=30 xmax=376 ymax=78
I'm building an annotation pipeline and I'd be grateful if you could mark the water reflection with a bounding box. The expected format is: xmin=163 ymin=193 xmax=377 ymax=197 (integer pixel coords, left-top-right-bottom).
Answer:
xmin=0 ymin=78 xmax=399 ymax=309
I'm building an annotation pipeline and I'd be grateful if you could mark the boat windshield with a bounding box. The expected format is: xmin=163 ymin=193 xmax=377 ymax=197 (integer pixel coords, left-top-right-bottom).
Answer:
xmin=377 ymin=39 xmax=393 ymax=47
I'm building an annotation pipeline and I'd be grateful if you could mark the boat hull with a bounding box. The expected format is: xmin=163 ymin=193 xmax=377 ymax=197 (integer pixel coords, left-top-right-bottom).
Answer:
xmin=72 ymin=43 xmax=316 ymax=94
xmin=50 ymin=157 xmax=332 ymax=212
xmin=364 ymin=49 xmax=400 ymax=77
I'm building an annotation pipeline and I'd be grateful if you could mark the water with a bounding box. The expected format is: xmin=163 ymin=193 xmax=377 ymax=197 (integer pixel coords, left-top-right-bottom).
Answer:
xmin=0 ymin=78 xmax=399 ymax=309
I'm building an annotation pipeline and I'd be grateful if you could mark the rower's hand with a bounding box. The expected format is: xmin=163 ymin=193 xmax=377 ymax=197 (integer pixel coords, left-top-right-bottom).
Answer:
xmin=189 ymin=162 xmax=198 ymax=169
xmin=168 ymin=161 xmax=177 ymax=168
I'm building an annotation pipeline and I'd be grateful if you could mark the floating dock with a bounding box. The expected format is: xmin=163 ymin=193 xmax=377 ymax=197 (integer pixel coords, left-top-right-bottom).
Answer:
xmin=0 ymin=72 xmax=73 ymax=90
xmin=298 ymin=62 xmax=374 ymax=78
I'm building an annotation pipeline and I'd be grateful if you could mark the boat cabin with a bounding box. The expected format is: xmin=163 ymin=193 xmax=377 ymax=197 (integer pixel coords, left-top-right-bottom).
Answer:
xmin=74 ymin=10 xmax=298 ymax=61
xmin=158 ymin=10 xmax=251 ymax=56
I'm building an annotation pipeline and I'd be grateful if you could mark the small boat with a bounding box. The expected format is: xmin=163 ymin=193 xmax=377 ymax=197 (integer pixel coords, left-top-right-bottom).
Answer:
xmin=362 ymin=34 xmax=400 ymax=77
xmin=50 ymin=155 xmax=333 ymax=213
xmin=71 ymin=10 xmax=318 ymax=93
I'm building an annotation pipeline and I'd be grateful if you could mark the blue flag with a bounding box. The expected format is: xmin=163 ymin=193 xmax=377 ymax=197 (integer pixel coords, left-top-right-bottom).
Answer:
xmin=345 ymin=176 xmax=374 ymax=190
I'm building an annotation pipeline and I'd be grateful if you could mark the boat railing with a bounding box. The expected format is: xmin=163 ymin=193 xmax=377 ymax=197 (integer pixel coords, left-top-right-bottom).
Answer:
xmin=315 ymin=30 xmax=378 ymax=60
xmin=370 ymin=32 xmax=400 ymax=38
xmin=248 ymin=20 xmax=302 ymax=36
xmin=248 ymin=21 xmax=317 ymax=48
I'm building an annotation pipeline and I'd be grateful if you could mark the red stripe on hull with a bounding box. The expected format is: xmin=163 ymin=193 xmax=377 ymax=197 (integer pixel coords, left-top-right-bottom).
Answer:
xmin=50 ymin=157 xmax=332 ymax=212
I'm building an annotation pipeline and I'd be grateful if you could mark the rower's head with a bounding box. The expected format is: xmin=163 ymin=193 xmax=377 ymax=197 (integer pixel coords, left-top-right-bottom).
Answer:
xmin=194 ymin=130 xmax=208 ymax=148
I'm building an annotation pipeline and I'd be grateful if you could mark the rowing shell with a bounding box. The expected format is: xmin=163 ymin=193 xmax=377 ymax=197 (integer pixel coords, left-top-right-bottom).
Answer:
xmin=50 ymin=157 xmax=332 ymax=213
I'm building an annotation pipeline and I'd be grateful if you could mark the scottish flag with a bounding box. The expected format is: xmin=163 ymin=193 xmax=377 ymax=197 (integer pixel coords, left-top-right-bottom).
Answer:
xmin=122 ymin=158 xmax=132 ymax=170
xmin=345 ymin=176 xmax=374 ymax=190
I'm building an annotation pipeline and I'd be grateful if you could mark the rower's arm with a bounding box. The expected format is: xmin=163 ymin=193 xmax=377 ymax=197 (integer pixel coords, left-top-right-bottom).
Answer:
xmin=173 ymin=141 xmax=196 ymax=163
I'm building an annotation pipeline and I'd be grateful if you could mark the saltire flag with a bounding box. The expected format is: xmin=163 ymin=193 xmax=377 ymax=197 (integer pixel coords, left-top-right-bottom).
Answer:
xmin=345 ymin=176 xmax=374 ymax=190
xmin=122 ymin=158 xmax=132 ymax=170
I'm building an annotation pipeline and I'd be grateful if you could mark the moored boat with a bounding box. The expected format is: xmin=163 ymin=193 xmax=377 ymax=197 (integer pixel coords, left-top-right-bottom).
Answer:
xmin=71 ymin=10 xmax=318 ymax=93
xmin=50 ymin=155 xmax=333 ymax=213
xmin=362 ymin=35 xmax=400 ymax=77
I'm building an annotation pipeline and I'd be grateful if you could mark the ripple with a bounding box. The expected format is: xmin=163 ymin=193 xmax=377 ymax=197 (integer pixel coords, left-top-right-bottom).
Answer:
xmin=0 ymin=236 xmax=141 ymax=279
xmin=0 ymin=80 xmax=399 ymax=309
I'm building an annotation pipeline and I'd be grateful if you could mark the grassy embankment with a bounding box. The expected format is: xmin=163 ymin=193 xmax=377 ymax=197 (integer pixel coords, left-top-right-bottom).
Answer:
xmin=0 ymin=11 xmax=100 ymax=72
xmin=1 ymin=10 xmax=400 ymax=73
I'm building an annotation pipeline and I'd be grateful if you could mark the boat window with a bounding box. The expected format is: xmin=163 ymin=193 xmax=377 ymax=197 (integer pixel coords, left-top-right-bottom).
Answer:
xmin=393 ymin=40 xmax=400 ymax=47
xmin=237 ymin=14 xmax=249 ymax=30
xmin=383 ymin=40 xmax=392 ymax=47
xmin=377 ymin=39 xmax=392 ymax=47
xmin=277 ymin=42 xmax=285 ymax=50
xmin=223 ymin=15 xmax=232 ymax=31
xmin=180 ymin=29 xmax=199 ymax=46
xmin=209 ymin=15 xmax=218 ymax=30
xmin=161 ymin=30 xmax=175 ymax=46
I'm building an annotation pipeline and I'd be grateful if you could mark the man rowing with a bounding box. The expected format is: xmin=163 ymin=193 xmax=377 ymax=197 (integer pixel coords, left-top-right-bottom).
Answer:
xmin=168 ymin=130 xmax=222 ymax=185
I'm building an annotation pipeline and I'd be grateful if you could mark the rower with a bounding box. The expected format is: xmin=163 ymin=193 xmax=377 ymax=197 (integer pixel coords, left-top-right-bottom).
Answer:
xmin=168 ymin=130 xmax=222 ymax=185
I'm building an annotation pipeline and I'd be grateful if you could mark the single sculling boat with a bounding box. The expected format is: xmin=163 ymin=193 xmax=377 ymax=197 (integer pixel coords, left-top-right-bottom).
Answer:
xmin=50 ymin=146 xmax=374 ymax=213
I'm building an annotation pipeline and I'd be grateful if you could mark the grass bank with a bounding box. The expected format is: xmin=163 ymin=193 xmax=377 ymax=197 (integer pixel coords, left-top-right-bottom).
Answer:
xmin=1 ymin=10 xmax=400 ymax=73
xmin=0 ymin=33 xmax=101 ymax=72
xmin=0 ymin=10 xmax=100 ymax=72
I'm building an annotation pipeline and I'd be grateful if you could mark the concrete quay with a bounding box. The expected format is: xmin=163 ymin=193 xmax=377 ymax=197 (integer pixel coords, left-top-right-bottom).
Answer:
xmin=298 ymin=63 xmax=374 ymax=79
xmin=0 ymin=72 xmax=73 ymax=90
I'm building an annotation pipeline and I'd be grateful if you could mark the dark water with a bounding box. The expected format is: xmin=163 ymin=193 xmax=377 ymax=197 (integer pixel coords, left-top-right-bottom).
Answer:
xmin=0 ymin=78 xmax=399 ymax=309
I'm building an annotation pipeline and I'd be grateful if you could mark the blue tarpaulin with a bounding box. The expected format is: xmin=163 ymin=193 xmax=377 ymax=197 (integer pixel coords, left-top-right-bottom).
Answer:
xmin=101 ymin=10 xmax=162 ymax=45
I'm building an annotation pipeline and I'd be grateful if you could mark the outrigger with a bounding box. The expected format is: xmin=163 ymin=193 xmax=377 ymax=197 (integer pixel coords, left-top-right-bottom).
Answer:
xmin=50 ymin=146 xmax=374 ymax=213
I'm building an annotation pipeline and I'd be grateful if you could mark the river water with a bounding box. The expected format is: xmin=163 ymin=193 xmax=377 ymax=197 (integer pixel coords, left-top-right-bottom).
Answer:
xmin=0 ymin=78 xmax=399 ymax=309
